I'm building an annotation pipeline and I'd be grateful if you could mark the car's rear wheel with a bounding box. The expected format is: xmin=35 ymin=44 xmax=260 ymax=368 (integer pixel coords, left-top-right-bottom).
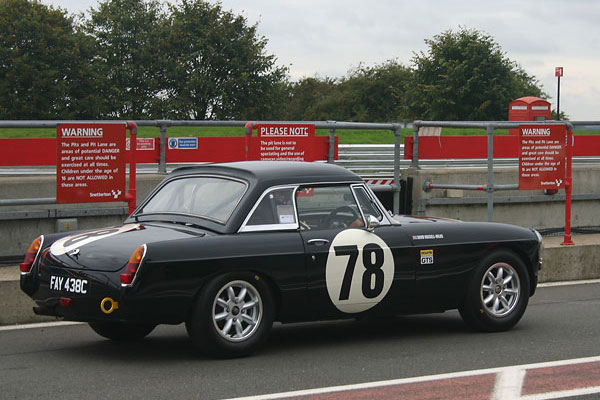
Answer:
xmin=88 ymin=321 xmax=156 ymax=341
xmin=186 ymin=272 xmax=274 ymax=358
xmin=459 ymin=249 xmax=530 ymax=332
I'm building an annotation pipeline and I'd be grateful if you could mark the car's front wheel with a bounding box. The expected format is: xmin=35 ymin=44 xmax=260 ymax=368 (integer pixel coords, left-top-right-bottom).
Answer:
xmin=459 ymin=249 xmax=530 ymax=332
xmin=88 ymin=321 xmax=156 ymax=341
xmin=186 ymin=273 xmax=274 ymax=358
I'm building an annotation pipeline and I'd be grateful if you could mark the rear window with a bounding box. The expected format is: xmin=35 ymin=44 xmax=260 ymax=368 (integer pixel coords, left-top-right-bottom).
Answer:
xmin=139 ymin=177 xmax=246 ymax=223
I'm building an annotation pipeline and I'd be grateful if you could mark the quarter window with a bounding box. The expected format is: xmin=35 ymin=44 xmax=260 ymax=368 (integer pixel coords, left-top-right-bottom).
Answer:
xmin=246 ymin=188 xmax=296 ymax=226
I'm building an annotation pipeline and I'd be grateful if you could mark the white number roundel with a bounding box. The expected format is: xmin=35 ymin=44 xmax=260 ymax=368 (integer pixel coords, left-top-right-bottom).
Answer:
xmin=325 ymin=229 xmax=394 ymax=313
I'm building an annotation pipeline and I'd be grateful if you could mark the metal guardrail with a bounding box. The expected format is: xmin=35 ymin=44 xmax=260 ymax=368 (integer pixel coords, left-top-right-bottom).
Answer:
xmin=0 ymin=120 xmax=407 ymax=213
xmin=2 ymin=120 xmax=600 ymax=218
xmin=335 ymin=144 xmax=600 ymax=176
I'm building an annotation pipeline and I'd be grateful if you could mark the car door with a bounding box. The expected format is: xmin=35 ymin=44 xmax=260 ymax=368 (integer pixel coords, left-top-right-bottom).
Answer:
xmin=297 ymin=184 xmax=415 ymax=319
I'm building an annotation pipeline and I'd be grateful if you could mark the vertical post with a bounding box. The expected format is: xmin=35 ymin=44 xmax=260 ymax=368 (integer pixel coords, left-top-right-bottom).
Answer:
xmin=486 ymin=124 xmax=494 ymax=222
xmin=411 ymin=122 xmax=419 ymax=168
xmin=393 ymin=125 xmax=402 ymax=215
xmin=244 ymin=121 xmax=254 ymax=161
xmin=125 ymin=121 xmax=137 ymax=215
xmin=562 ymin=127 xmax=574 ymax=245
xmin=328 ymin=128 xmax=335 ymax=164
xmin=159 ymin=123 xmax=167 ymax=174
xmin=557 ymin=76 xmax=561 ymax=120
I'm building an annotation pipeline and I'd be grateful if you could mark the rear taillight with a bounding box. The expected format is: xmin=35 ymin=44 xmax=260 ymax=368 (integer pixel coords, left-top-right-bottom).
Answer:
xmin=20 ymin=236 xmax=44 ymax=274
xmin=120 ymin=244 xmax=146 ymax=286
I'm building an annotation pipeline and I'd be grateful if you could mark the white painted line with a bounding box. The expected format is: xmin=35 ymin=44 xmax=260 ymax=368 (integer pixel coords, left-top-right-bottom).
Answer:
xmin=491 ymin=368 xmax=525 ymax=400
xmin=538 ymin=278 xmax=600 ymax=287
xmin=221 ymin=355 xmax=600 ymax=400
xmin=0 ymin=321 xmax=82 ymax=332
xmin=520 ymin=386 xmax=600 ymax=400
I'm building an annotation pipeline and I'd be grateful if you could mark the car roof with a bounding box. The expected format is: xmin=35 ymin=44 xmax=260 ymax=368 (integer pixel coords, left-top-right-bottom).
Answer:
xmin=170 ymin=161 xmax=363 ymax=186
xmin=131 ymin=161 xmax=365 ymax=235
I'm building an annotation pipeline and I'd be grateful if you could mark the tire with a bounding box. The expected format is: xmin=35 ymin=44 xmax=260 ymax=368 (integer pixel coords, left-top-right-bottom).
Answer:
xmin=459 ymin=249 xmax=530 ymax=332
xmin=88 ymin=321 xmax=156 ymax=341
xmin=186 ymin=272 xmax=274 ymax=358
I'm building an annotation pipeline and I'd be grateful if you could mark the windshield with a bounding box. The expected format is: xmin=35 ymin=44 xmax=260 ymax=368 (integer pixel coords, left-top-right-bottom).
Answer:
xmin=139 ymin=176 xmax=247 ymax=223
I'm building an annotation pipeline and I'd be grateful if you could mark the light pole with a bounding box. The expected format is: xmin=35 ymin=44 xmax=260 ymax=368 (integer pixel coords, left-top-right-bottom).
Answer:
xmin=555 ymin=67 xmax=563 ymax=120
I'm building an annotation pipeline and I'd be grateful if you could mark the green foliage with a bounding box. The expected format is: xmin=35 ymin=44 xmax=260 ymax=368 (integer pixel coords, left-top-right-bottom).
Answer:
xmin=284 ymin=60 xmax=414 ymax=122
xmin=0 ymin=0 xmax=95 ymax=119
xmin=0 ymin=3 xmax=549 ymax=125
xmin=411 ymin=27 xmax=546 ymax=121
xmin=551 ymin=109 xmax=569 ymax=121
xmin=162 ymin=0 xmax=287 ymax=120
xmin=84 ymin=0 xmax=167 ymax=118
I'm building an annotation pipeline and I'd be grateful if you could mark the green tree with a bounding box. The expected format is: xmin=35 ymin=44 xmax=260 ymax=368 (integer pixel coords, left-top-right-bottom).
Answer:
xmin=335 ymin=61 xmax=414 ymax=122
xmin=283 ymin=60 xmax=413 ymax=122
xmin=84 ymin=0 xmax=167 ymax=118
xmin=283 ymin=77 xmax=337 ymax=121
xmin=0 ymin=0 xmax=96 ymax=119
xmin=411 ymin=27 xmax=546 ymax=121
xmin=163 ymin=0 xmax=287 ymax=120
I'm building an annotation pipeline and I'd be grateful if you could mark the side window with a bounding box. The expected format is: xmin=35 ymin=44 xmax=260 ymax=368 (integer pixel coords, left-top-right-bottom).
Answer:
xmin=353 ymin=186 xmax=383 ymax=221
xmin=247 ymin=188 xmax=296 ymax=226
xmin=295 ymin=185 xmax=364 ymax=230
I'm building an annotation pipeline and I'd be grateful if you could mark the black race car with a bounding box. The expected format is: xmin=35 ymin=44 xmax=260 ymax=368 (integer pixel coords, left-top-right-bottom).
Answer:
xmin=20 ymin=161 xmax=543 ymax=357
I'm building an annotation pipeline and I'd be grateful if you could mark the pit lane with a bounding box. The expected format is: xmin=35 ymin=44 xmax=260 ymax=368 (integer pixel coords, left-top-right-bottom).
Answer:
xmin=0 ymin=281 xmax=598 ymax=400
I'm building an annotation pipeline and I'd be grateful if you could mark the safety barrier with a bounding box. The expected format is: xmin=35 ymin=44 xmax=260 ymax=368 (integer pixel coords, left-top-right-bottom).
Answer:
xmin=0 ymin=120 xmax=408 ymax=214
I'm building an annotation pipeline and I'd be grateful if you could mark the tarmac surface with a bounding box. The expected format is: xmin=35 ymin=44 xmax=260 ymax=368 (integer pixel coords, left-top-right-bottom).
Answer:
xmin=1 ymin=280 xmax=599 ymax=400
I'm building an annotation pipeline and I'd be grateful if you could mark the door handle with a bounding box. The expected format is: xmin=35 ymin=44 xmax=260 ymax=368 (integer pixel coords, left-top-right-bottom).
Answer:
xmin=307 ymin=239 xmax=330 ymax=246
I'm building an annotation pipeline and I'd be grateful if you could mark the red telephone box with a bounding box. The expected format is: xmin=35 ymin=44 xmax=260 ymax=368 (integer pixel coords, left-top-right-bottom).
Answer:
xmin=508 ymin=96 xmax=552 ymax=135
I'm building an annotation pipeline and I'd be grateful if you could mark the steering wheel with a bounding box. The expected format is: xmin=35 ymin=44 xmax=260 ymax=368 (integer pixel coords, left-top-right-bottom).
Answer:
xmin=322 ymin=206 xmax=360 ymax=229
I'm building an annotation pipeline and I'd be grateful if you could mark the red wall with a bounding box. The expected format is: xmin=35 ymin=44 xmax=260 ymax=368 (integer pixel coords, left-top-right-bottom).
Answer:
xmin=0 ymin=136 xmax=336 ymax=166
xmin=404 ymin=135 xmax=600 ymax=159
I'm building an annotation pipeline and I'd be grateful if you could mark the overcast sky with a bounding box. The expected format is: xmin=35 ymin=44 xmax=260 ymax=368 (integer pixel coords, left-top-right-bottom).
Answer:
xmin=45 ymin=0 xmax=600 ymax=121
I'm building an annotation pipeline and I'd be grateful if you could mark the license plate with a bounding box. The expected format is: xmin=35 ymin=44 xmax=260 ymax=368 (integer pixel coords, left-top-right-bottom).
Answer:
xmin=49 ymin=275 xmax=88 ymax=294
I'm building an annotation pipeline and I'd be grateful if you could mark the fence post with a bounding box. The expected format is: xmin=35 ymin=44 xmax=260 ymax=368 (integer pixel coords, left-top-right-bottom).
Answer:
xmin=125 ymin=121 xmax=137 ymax=215
xmin=486 ymin=124 xmax=495 ymax=222
xmin=562 ymin=127 xmax=575 ymax=245
xmin=328 ymin=128 xmax=336 ymax=164
xmin=159 ymin=122 xmax=167 ymax=174
xmin=411 ymin=122 xmax=420 ymax=169
xmin=393 ymin=124 xmax=402 ymax=214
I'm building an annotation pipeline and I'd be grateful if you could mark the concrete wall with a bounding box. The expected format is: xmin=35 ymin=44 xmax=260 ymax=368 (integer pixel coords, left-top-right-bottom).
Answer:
xmin=0 ymin=174 xmax=166 ymax=260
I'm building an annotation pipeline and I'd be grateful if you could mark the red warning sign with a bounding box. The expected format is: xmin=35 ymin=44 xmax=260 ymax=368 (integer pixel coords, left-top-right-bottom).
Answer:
xmin=519 ymin=124 xmax=566 ymax=190
xmin=56 ymin=123 xmax=126 ymax=203
xmin=255 ymin=123 xmax=316 ymax=161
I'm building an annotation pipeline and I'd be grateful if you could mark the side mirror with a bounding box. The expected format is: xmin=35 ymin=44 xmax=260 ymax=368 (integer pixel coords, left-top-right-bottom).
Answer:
xmin=367 ymin=215 xmax=380 ymax=232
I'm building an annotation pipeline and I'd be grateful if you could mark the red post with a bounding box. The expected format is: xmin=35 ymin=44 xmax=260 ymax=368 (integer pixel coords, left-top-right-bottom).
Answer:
xmin=125 ymin=121 xmax=137 ymax=215
xmin=561 ymin=128 xmax=574 ymax=245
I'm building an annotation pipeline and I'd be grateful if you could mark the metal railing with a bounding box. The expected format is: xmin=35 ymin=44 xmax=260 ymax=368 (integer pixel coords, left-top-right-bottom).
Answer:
xmin=411 ymin=120 xmax=581 ymax=224
xmin=2 ymin=119 xmax=600 ymax=219
xmin=0 ymin=120 xmax=408 ymax=214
